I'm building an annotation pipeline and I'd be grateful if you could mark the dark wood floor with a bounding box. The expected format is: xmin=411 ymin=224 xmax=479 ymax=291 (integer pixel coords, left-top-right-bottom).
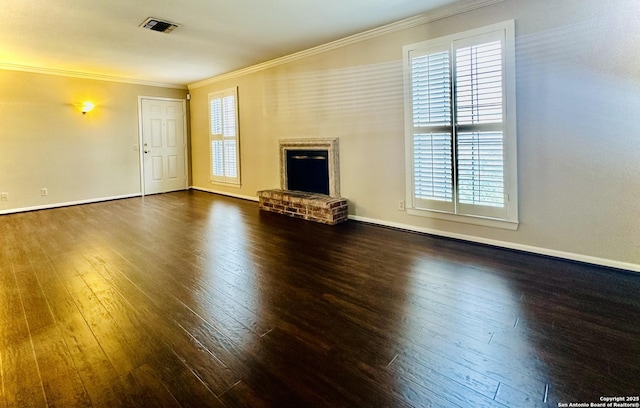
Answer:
xmin=1 ymin=190 xmax=638 ymax=407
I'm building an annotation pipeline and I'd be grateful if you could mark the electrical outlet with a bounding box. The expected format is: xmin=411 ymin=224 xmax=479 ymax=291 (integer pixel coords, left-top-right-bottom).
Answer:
xmin=41 ymin=188 xmax=48 ymax=196
xmin=398 ymin=200 xmax=405 ymax=211
xmin=0 ymin=192 xmax=8 ymax=201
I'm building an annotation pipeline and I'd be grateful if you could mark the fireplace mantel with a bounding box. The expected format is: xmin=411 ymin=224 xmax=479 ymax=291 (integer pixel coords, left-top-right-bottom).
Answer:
xmin=279 ymin=138 xmax=340 ymax=197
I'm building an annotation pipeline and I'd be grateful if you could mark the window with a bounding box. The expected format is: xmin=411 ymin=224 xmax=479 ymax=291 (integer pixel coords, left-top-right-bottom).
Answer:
xmin=209 ymin=87 xmax=240 ymax=185
xmin=404 ymin=21 xmax=517 ymax=229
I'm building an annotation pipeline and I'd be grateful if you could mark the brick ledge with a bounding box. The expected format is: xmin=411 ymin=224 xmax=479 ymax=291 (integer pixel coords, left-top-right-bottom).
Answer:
xmin=257 ymin=189 xmax=348 ymax=225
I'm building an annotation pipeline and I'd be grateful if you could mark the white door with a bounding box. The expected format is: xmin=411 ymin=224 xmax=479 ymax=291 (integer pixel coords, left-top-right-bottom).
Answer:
xmin=140 ymin=98 xmax=187 ymax=195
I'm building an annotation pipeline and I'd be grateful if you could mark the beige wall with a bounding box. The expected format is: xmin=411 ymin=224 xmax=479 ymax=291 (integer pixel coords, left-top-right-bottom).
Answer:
xmin=0 ymin=70 xmax=186 ymax=211
xmin=189 ymin=0 xmax=640 ymax=269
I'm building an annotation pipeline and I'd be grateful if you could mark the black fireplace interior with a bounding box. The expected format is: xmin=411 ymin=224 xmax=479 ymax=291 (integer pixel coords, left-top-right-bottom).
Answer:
xmin=286 ymin=149 xmax=329 ymax=195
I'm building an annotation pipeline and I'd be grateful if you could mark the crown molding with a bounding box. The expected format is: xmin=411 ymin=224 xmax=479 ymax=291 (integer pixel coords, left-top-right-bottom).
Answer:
xmin=188 ymin=0 xmax=503 ymax=89
xmin=0 ymin=62 xmax=187 ymax=90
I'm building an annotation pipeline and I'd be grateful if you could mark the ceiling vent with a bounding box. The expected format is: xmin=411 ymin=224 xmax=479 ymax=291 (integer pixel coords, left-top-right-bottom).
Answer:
xmin=140 ymin=17 xmax=179 ymax=33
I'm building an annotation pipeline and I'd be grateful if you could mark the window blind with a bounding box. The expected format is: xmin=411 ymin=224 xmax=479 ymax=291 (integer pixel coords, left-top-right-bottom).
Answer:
xmin=211 ymin=140 xmax=224 ymax=177
xmin=411 ymin=52 xmax=451 ymax=127
xmin=223 ymin=139 xmax=237 ymax=178
xmin=455 ymin=41 xmax=503 ymax=125
xmin=222 ymin=95 xmax=236 ymax=137
xmin=410 ymin=49 xmax=455 ymax=212
xmin=406 ymin=22 xmax=515 ymax=222
xmin=210 ymin=98 xmax=222 ymax=135
xmin=454 ymin=40 xmax=504 ymax=210
xmin=457 ymin=131 xmax=504 ymax=207
xmin=413 ymin=132 xmax=453 ymax=202
xmin=209 ymin=87 xmax=240 ymax=185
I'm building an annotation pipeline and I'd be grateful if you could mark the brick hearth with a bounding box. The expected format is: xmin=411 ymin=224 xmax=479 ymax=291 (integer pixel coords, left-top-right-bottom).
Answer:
xmin=257 ymin=189 xmax=348 ymax=225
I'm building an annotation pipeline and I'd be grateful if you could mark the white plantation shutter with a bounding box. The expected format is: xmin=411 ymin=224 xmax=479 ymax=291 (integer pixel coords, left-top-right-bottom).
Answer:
xmin=455 ymin=40 xmax=503 ymax=125
xmin=405 ymin=21 xmax=517 ymax=224
xmin=210 ymin=98 xmax=222 ymax=134
xmin=414 ymin=133 xmax=452 ymax=203
xmin=457 ymin=131 xmax=504 ymax=208
xmin=222 ymin=95 xmax=236 ymax=137
xmin=211 ymin=140 xmax=223 ymax=177
xmin=223 ymin=139 xmax=237 ymax=178
xmin=454 ymin=36 xmax=505 ymax=217
xmin=209 ymin=87 xmax=240 ymax=185
xmin=409 ymin=47 xmax=455 ymax=213
xmin=411 ymin=52 xmax=451 ymax=127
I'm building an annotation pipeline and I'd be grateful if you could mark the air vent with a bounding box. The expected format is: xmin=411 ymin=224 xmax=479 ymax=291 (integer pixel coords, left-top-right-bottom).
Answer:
xmin=140 ymin=17 xmax=178 ymax=33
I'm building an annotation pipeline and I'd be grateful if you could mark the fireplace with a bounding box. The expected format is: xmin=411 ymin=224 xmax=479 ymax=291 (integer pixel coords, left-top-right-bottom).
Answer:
xmin=257 ymin=137 xmax=347 ymax=224
xmin=279 ymin=138 xmax=340 ymax=197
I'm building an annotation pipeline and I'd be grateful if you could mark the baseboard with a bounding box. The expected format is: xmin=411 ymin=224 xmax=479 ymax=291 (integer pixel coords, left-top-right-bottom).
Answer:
xmin=0 ymin=193 xmax=143 ymax=215
xmin=187 ymin=190 xmax=640 ymax=272
xmin=348 ymin=215 xmax=640 ymax=273
xmin=189 ymin=186 xmax=259 ymax=202
xmin=4 ymin=191 xmax=636 ymax=273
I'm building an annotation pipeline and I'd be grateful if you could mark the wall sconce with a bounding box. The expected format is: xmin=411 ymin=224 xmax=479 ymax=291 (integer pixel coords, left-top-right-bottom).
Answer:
xmin=81 ymin=101 xmax=95 ymax=115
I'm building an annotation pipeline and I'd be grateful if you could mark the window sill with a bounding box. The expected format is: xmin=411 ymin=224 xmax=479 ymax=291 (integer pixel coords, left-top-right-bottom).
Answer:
xmin=407 ymin=208 xmax=519 ymax=230
xmin=210 ymin=181 xmax=242 ymax=189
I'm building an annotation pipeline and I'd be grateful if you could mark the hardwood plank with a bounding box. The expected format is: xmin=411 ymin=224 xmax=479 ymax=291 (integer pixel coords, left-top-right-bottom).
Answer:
xmin=12 ymin=260 xmax=93 ymax=407
xmin=30 ymin=326 xmax=93 ymax=408
xmin=125 ymin=364 xmax=182 ymax=408
xmin=12 ymin=263 xmax=55 ymax=333
xmin=0 ymin=190 xmax=638 ymax=407
xmin=0 ymin=264 xmax=47 ymax=407
xmin=219 ymin=380 xmax=271 ymax=408
xmin=76 ymin=251 xmax=241 ymax=395
xmin=49 ymin=258 xmax=143 ymax=376
xmin=393 ymin=344 xmax=501 ymax=400
xmin=69 ymin=344 xmax=127 ymax=407
xmin=388 ymin=352 xmax=508 ymax=408
xmin=494 ymin=382 xmax=547 ymax=408
xmin=165 ymin=369 xmax=227 ymax=408
xmin=251 ymin=326 xmax=412 ymax=407
xmin=1 ymin=340 xmax=48 ymax=407
xmin=416 ymin=322 xmax=548 ymax=401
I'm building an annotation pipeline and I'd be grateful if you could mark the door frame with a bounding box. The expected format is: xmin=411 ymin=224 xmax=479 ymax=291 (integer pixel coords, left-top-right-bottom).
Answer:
xmin=137 ymin=96 xmax=189 ymax=196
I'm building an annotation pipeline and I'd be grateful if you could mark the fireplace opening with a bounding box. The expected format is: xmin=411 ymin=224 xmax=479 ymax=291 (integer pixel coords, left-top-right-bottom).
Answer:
xmin=279 ymin=138 xmax=340 ymax=197
xmin=286 ymin=149 xmax=329 ymax=195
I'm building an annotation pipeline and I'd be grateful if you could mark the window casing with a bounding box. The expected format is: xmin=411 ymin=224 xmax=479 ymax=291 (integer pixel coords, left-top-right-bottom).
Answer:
xmin=209 ymin=87 xmax=240 ymax=185
xmin=404 ymin=21 xmax=518 ymax=229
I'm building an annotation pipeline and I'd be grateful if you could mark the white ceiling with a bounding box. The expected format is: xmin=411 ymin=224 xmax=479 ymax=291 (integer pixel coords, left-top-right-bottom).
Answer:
xmin=0 ymin=0 xmax=462 ymax=87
